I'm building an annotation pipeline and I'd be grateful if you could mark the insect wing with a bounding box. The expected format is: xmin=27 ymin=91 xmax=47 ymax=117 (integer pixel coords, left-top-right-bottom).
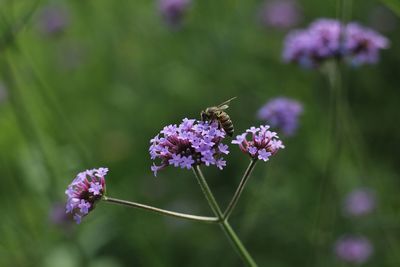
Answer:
xmin=218 ymin=104 xmax=229 ymax=110
xmin=217 ymin=97 xmax=237 ymax=108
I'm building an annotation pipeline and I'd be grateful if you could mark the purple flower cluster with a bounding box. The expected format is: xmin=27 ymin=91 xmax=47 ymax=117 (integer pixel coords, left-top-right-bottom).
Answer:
xmin=259 ymin=0 xmax=302 ymax=30
xmin=335 ymin=235 xmax=373 ymax=264
xmin=149 ymin=118 xmax=229 ymax=176
xmin=283 ymin=19 xmax=341 ymax=68
xmin=65 ymin=168 xmax=108 ymax=224
xmin=343 ymin=188 xmax=376 ymax=217
xmin=232 ymin=125 xmax=284 ymax=161
xmin=283 ymin=18 xmax=389 ymax=67
xmin=158 ymin=0 xmax=191 ymax=28
xmin=257 ymin=97 xmax=303 ymax=136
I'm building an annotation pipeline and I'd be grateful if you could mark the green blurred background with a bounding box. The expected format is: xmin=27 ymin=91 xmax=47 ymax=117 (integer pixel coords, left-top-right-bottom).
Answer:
xmin=0 ymin=0 xmax=399 ymax=266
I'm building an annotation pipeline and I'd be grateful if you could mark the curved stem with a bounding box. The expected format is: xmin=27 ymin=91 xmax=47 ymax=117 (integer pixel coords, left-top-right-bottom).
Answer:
xmin=224 ymin=159 xmax=258 ymax=220
xmin=103 ymin=196 xmax=219 ymax=223
xmin=192 ymin=166 xmax=258 ymax=267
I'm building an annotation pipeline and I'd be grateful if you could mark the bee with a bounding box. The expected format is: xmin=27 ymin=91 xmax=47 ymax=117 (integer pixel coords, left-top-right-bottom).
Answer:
xmin=201 ymin=97 xmax=236 ymax=137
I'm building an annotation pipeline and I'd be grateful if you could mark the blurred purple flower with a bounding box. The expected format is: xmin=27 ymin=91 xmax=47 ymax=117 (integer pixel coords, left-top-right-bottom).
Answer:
xmin=308 ymin=19 xmax=342 ymax=58
xmin=257 ymin=97 xmax=303 ymax=136
xmin=344 ymin=23 xmax=390 ymax=66
xmin=282 ymin=29 xmax=316 ymax=68
xmin=283 ymin=18 xmax=389 ymax=67
xmin=343 ymin=188 xmax=376 ymax=217
xmin=37 ymin=6 xmax=69 ymax=36
xmin=259 ymin=0 xmax=302 ymax=30
xmin=232 ymin=125 xmax=284 ymax=161
xmin=149 ymin=118 xmax=228 ymax=176
xmin=283 ymin=18 xmax=341 ymax=67
xmin=65 ymin=168 xmax=108 ymax=224
xmin=335 ymin=235 xmax=373 ymax=264
xmin=158 ymin=0 xmax=191 ymax=28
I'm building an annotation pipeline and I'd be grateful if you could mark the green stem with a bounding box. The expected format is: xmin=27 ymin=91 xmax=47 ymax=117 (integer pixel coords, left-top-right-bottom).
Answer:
xmin=311 ymin=60 xmax=342 ymax=266
xmin=224 ymin=159 xmax=258 ymax=220
xmin=192 ymin=166 xmax=258 ymax=267
xmin=325 ymin=60 xmax=342 ymax=172
xmin=192 ymin=166 xmax=224 ymax=218
xmin=103 ymin=196 xmax=219 ymax=223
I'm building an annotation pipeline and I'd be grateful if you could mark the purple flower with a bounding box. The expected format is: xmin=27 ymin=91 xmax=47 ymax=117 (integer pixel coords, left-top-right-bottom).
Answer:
xmin=258 ymin=97 xmax=303 ymax=136
xmin=88 ymin=182 xmax=102 ymax=196
xmin=282 ymin=29 xmax=315 ymax=68
xmin=168 ymin=154 xmax=182 ymax=167
xmin=37 ymin=5 xmax=69 ymax=36
xmin=257 ymin=149 xmax=272 ymax=161
xmin=343 ymin=188 xmax=376 ymax=217
xmin=78 ymin=199 xmax=91 ymax=214
xmin=232 ymin=125 xmax=284 ymax=161
xmin=308 ymin=19 xmax=342 ymax=58
xmin=218 ymin=144 xmax=229 ymax=155
xmin=259 ymin=0 xmax=302 ymax=30
xmin=216 ymin=159 xmax=226 ymax=170
xmin=283 ymin=18 xmax=341 ymax=67
xmin=344 ymin=23 xmax=390 ymax=66
xmin=283 ymin=18 xmax=389 ymax=68
xmin=334 ymin=235 xmax=373 ymax=264
xmin=232 ymin=133 xmax=247 ymax=145
xmin=65 ymin=168 xmax=108 ymax=224
xmin=248 ymin=146 xmax=258 ymax=156
xmin=158 ymin=0 xmax=191 ymax=28
xmin=181 ymin=156 xmax=195 ymax=169
xmin=149 ymin=118 xmax=229 ymax=176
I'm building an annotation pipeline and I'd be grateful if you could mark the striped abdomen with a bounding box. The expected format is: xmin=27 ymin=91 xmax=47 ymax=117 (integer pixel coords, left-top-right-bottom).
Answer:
xmin=217 ymin=111 xmax=234 ymax=137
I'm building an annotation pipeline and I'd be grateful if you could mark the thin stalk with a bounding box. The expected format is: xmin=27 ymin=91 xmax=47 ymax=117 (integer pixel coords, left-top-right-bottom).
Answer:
xmin=311 ymin=60 xmax=343 ymax=266
xmin=224 ymin=159 xmax=258 ymax=220
xmin=220 ymin=220 xmax=257 ymax=267
xmin=103 ymin=196 xmax=219 ymax=223
xmin=192 ymin=166 xmax=258 ymax=267
xmin=192 ymin=166 xmax=224 ymax=218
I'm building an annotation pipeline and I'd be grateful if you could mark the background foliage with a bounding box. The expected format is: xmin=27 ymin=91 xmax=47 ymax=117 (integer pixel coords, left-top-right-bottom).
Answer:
xmin=0 ymin=0 xmax=399 ymax=266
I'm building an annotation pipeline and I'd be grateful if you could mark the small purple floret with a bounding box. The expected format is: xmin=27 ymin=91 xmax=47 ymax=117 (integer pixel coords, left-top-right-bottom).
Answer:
xmin=78 ymin=200 xmax=91 ymax=214
xmin=65 ymin=168 xmax=108 ymax=224
xmin=149 ymin=118 xmax=229 ymax=176
xmin=258 ymin=97 xmax=303 ymax=136
xmin=257 ymin=149 xmax=272 ymax=161
xmin=232 ymin=125 xmax=284 ymax=161
xmin=218 ymin=144 xmax=229 ymax=155
xmin=88 ymin=182 xmax=102 ymax=196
